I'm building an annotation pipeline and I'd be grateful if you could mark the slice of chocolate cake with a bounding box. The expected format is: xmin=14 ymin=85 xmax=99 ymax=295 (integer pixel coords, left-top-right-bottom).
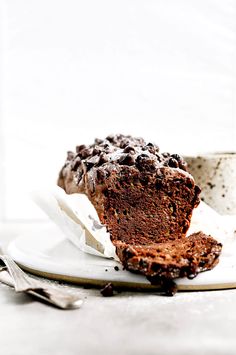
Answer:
xmin=115 ymin=232 xmax=222 ymax=280
xmin=58 ymin=134 xmax=222 ymax=291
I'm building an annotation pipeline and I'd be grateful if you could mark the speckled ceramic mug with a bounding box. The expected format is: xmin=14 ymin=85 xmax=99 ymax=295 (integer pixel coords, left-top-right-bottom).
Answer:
xmin=184 ymin=153 xmax=236 ymax=215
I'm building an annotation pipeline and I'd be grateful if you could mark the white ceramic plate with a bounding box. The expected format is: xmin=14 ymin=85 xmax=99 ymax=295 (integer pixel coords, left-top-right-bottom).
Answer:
xmin=7 ymin=224 xmax=236 ymax=291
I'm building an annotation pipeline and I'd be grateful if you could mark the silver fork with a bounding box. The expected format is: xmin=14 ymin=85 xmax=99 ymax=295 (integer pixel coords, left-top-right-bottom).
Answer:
xmin=0 ymin=253 xmax=83 ymax=309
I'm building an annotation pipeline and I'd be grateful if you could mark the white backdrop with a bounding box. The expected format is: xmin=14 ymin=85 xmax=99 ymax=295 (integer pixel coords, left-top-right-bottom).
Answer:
xmin=0 ymin=0 xmax=236 ymax=220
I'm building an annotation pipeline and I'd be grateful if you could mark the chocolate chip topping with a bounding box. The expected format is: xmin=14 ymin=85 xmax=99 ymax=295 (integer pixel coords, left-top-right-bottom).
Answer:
xmin=98 ymin=152 xmax=109 ymax=166
xmin=95 ymin=138 xmax=103 ymax=145
xmin=167 ymin=157 xmax=179 ymax=168
xmin=76 ymin=144 xmax=86 ymax=154
xmin=100 ymin=283 xmax=114 ymax=297
xmin=92 ymin=147 xmax=102 ymax=156
xmin=118 ymin=154 xmax=135 ymax=166
xmin=83 ymin=161 xmax=95 ymax=172
xmin=123 ymin=145 xmax=136 ymax=154
xmin=136 ymin=154 xmax=156 ymax=172
xmin=80 ymin=147 xmax=93 ymax=159
xmin=61 ymin=134 xmax=190 ymax=194
xmin=170 ymin=153 xmax=182 ymax=161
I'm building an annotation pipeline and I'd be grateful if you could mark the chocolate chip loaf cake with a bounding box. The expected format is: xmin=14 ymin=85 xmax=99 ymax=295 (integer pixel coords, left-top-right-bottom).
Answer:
xmin=58 ymin=134 xmax=222 ymax=289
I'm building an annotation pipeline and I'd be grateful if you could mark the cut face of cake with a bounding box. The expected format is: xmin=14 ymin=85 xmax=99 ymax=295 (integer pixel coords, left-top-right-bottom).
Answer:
xmin=58 ymin=134 xmax=222 ymax=289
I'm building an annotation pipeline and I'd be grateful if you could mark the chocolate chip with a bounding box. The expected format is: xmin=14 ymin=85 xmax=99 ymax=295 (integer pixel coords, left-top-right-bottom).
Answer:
xmin=148 ymin=276 xmax=178 ymax=296
xmin=114 ymin=266 xmax=119 ymax=271
xmin=186 ymin=177 xmax=194 ymax=188
xmin=156 ymin=177 xmax=163 ymax=189
xmin=167 ymin=158 xmax=179 ymax=168
xmin=92 ymin=147 xmax=102 ymax=156
xmin=179 ymin=161 xmax=187 ymax=171
xmin=120 ymin=139 xmax=129 ymax=149
xmin=162 ymin=152 xmax=170 ymax=158
xmin=135 ymin=154 xmax=147 ymax=167
xmin=146 ymin=142 xmax=159 ymax=151
xmin=142 ymin=144 xmax=156 ymax=154
xmin=136 ymin=154 xmax=156 ymax=171
xmin=139 ymin=259 xmax=148 ymax=268
xmin=146 ymin=142 xmax=159 ymax=154
xmin=162 ymin=279 xmax=178 ymax=296
xmin=76 ymin=145 xmax=86 ymax=154
xmin=118 ymin=154 xmax=135 ymax=166
xmin=170 ymin=153 xmax=182 ymax=162
xmin=67 ymin=151 xmax=75 ymax=161
xmin=140 ymin=176 xmax=150 ymax=186
xmin=100 ymin=283 xmax=114 ymax=297
xmin=103 ymin=189 xmax=109 ymax=197
xmin=71 ymin=157 xmax=81 ymax=171
xmin=101 ymin=143 xmax=112 ymax=154
xmin=80 ymin=148 xmax=93 ymax=159
xmin=169 ymin=154 xmax=187 ymax=171
xmin=123 ymin=145 xmax=135 ymax=154
xmin=137 ymin=153 xmax=149 ymax=160
xmin=83 ymin=161 xmax=94 ymax=172
xmin=187 ymin=273 xmax=197 ymax=280
xmin=106 ymin=134 xmax=115 ymax=143
xmin=155 ymin=154 xmax=162 ymax=162
xmin=95 ymin=138 xmax=103 ymax=145
xmin=98 ymin=153 xmax=109 ymax=166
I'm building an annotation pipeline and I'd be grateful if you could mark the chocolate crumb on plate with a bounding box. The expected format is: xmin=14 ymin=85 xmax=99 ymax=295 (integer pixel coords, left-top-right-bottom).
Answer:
xmin=100 ymin=283 xmax=114 ymax=297
xmin=148 ymin=276 xmax=178 ymax=297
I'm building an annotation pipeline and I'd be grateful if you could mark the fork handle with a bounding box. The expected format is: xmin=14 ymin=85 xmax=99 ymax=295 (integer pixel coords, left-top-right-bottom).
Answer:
xmin=0 ymin=255 xmax=34 ymax=291
xmin=27 ymin=288 xmax=83 ymax=309
xmin=0 ymin=255 xmax=83 ymax=309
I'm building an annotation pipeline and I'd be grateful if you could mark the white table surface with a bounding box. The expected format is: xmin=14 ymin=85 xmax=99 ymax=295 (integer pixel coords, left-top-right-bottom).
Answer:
xmin=1 ymin=222 xmax=236 ymax=355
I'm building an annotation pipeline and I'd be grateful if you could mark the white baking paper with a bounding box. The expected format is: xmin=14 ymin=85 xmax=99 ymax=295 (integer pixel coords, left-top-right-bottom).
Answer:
xmin=32 ymin=186 xmax=118 ymax=260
